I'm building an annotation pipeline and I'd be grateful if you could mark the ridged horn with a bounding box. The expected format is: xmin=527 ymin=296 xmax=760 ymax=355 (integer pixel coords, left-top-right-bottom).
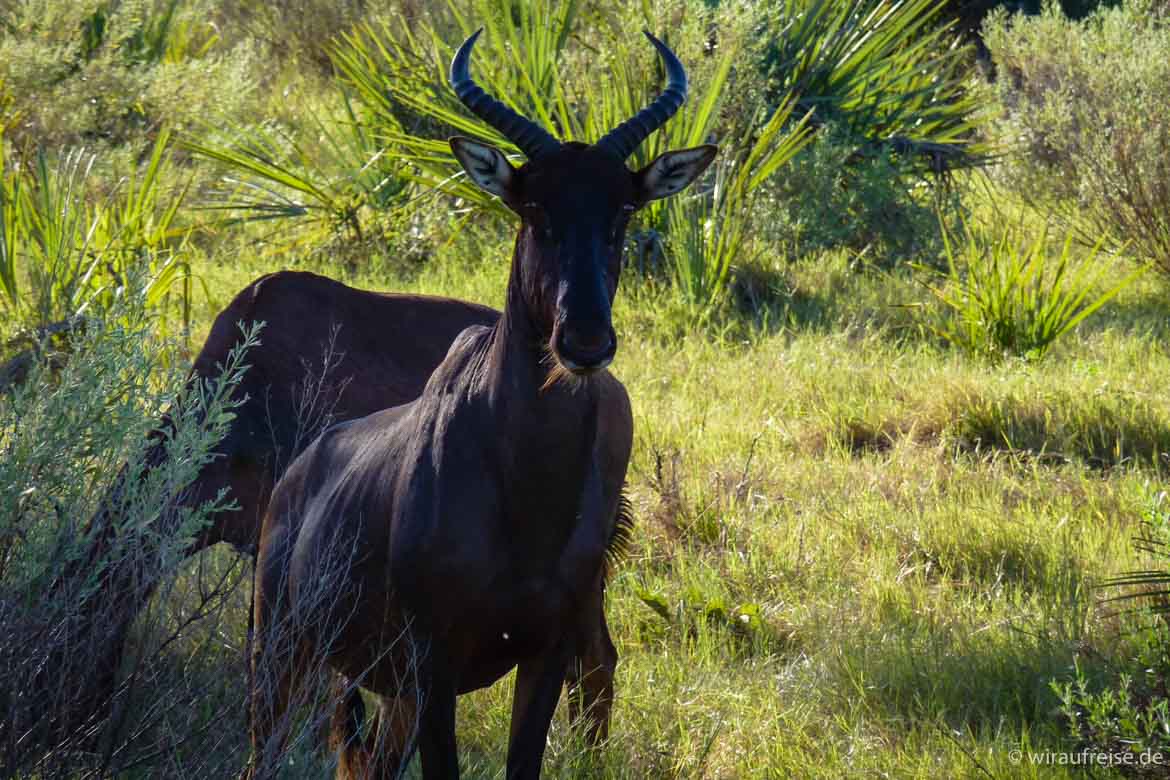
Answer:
xmin=449 ymin=28 xmax=560 ymax=160
xmin=594 ymin=31 xmax=688 ymax=161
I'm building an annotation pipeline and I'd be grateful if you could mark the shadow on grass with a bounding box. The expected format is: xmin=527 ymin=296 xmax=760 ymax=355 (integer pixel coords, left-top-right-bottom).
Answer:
xmin=828 ymin=609 xmax=1094 ymax=743
xmin=901 ymin=528 xmax=1082 ymax=598
xmin=1078 ymin=282 xmax=1170 ymax=342
xmin=822 ymin=386 xmax=1170 ymax=471
xmin=951 ymin=393 xmax=1170 ymax=472
xmin=727 ymin=262 xmax=923 ymax=340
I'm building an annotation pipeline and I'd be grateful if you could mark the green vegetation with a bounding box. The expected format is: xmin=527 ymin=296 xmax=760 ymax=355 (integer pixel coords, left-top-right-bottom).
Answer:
xmin=0 ymin=293 xmax=256 ymax=776
xmin=0 ymin=128 xmax=190 ymax=340
xmin=760 ymin=0 xmax=987 ymax=153
xmin=2 ymin=0 xmax=1169 ymax=777
xmin=917 ymin=220 xmax=1143 ymax=362
xmin=986 ymin=2 xmax=1170 ymax=274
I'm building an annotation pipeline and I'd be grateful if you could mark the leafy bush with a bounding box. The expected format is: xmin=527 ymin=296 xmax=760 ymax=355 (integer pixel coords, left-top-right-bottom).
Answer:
xmin=1052 ymin=491 xmax=1170 ymax=774
xmin=0 ymin=293 xmax=250 ymax=775
xmin=1055 ymin=663 xmax=1170 ymax=776
xmin=0 ymin=0 xmax=254 ymax=149
xmin=985 ymin=2 xmax=1170 ymax=274
xmin=758 ymin=125 xmax=962 ymax=265
xmin=950 ymin=0 xmax=1125 ymax=43
xmin=0 ymin=287 xmax=422 ymax=775
xmin=220 ymin=0 xmax=371 ymax=71
xmin=740 ymin=0 xmax=993 ymax=265
xmin=916 ymin=220 xmax=1143 ymax=361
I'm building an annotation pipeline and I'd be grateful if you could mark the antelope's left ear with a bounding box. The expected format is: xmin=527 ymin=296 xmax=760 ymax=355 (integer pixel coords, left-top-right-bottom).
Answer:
xmin=635 ymin=145 xmax=718 ymax=202
xmin=450 ymin=136 xmax=515 ymax=199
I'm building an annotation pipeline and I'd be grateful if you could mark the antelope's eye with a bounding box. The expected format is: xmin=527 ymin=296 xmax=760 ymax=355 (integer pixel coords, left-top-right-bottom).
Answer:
xmin=611 ymin=205 xmax=635 ymax=243
xmin=523 ymin=202 xmax=553 ymax=240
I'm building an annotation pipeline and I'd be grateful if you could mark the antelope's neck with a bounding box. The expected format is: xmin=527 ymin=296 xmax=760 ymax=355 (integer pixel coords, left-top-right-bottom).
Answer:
xmin=478 ymin=260 xmax=598 ymax=460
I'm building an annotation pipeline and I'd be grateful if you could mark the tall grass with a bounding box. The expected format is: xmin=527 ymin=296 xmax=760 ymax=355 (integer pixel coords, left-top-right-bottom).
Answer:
xmin=916 ymin=220 xmax=1144 ymax=361
xmin=0 ymin=129 xmax=192 ymax=343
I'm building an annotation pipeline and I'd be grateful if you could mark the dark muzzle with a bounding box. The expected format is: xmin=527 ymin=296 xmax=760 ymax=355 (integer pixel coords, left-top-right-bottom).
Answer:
xmin=554 ymin=322 xmax=617 ymax=374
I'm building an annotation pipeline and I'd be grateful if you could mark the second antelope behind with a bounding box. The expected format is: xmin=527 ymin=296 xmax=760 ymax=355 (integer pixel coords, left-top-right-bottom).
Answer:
xmin=247 ymin=28 xmax=717 ymax=780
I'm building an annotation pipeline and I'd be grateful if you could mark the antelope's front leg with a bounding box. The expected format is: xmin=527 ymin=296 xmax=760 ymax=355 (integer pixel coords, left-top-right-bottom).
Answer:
xmin=508 ymin=639 xmax=572 ymax=780
xmin=561 ymin=460 xmax=620 ymax=745
xmin=418 ymin=645 xmax=459 ymax=780
xmin=566 ymin=580 xmax=616 ymax=744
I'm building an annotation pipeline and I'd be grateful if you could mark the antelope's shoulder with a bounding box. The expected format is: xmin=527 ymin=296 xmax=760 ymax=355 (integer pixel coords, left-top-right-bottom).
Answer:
xmin=430 ymin=323 xmax=491 ymax=373
xmin=278 ymin=410 xmax=409 ymax=512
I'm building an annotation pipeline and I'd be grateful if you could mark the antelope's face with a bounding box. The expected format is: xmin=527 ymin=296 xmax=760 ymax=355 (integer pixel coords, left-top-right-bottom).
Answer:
xmin=448 ymin=28 xmax=717 ymax=375
xmin=452 ymin=142 xmax=713 ymax=373
xmin=514 ymin=146 xmax=633 ymax=374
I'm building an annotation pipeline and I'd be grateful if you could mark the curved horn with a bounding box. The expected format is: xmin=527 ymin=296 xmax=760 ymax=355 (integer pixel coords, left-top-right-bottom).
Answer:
xmin=449 ymin=28 xmax=560 ymax=160
xmin=594 ymin=31 xmax=688 ymax=161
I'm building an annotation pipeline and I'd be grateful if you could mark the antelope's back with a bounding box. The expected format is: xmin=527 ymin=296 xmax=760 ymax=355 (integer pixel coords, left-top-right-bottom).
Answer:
xmin=188 ymin=270 xmax=499 ymax=550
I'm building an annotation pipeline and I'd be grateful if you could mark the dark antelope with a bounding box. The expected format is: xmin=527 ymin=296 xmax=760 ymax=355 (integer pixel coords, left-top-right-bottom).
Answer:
xmin=248 ymin=29 xmax=715 ymax=780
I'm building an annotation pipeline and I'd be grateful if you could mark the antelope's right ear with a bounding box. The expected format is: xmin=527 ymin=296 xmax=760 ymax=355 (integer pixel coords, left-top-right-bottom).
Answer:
xmin=635 ymin=145 xmax=718 ymax=203
xmin=450 ymin=137 xmax=515 ymax=199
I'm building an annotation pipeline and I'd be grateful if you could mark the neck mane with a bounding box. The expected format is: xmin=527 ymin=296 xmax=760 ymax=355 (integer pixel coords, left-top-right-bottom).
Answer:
xmin=484 ymin=230 xmax=549 ymax=390
xmin=472 ymin=228 xmax=598 ymax=445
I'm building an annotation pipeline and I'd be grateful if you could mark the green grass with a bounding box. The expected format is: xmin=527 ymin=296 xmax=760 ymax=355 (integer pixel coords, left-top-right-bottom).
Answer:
xmin=917 ymin=219 xmax=1145 ymax=363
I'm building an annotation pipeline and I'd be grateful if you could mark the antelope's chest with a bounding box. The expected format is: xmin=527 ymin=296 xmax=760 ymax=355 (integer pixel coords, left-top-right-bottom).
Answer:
xmin=439 ymin=525 xmax=584 ymax=629
xmin=451 ymin=570 xmax=579 ymax=691
xmin=403 ymin=506 xmax=604 ymax=690
xmin=389 ymin=403 xmax=608 ymax=685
